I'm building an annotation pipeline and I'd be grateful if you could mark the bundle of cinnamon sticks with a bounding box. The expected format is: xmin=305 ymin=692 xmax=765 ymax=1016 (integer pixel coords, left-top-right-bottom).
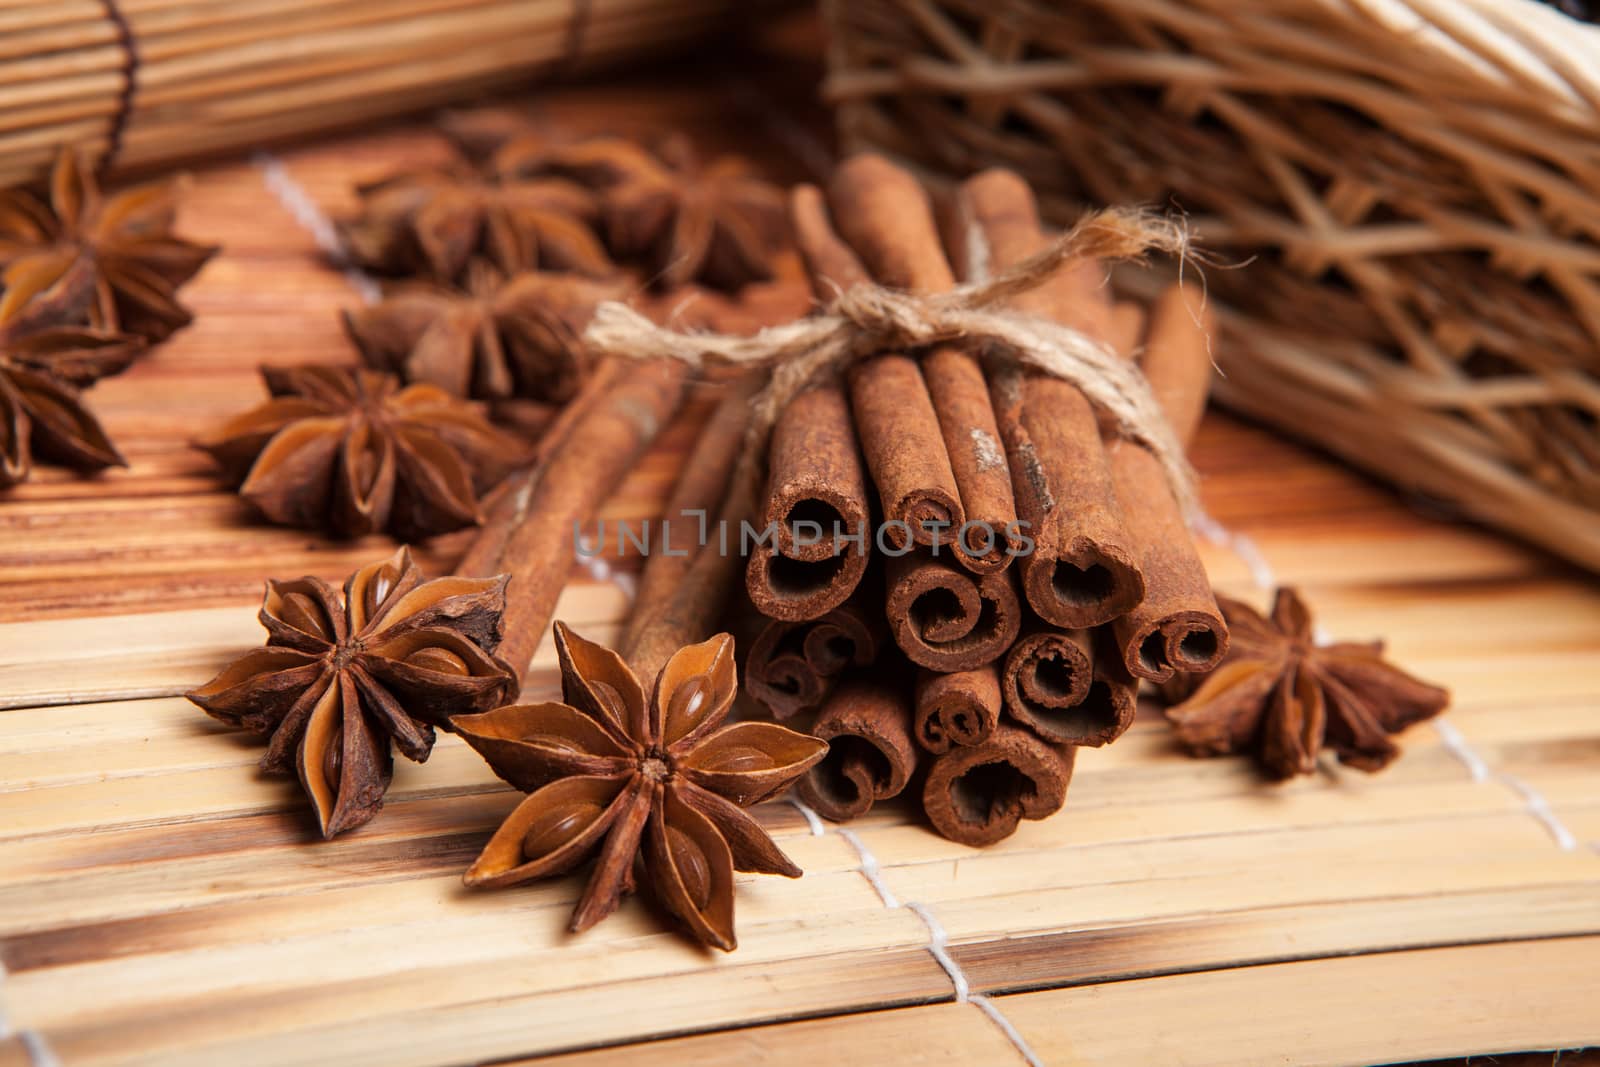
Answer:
xmin=733 ymin=156 xmax=1227 ymax=846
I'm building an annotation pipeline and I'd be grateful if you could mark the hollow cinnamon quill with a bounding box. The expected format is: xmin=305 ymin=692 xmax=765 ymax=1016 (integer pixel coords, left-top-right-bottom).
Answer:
xmin=922 ymin=723 xmax=1075 ymax=846
xmin=795 ymin=673 xmax=917 ymax=823
xmin=1107 ymin=285 xmax=1229 ymax=681
xmin=914 ymin=664 xmax=1002 ymax=754
xmin=884 ymin=549 xmax=1022 ymax=672
xmin=745 ymin=600 xmax=880 ymax=720
xmin=951 ymin=169 xmax=1144 ymax=628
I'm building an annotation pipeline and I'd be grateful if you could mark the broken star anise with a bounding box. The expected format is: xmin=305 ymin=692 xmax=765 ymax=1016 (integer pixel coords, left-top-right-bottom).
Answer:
xmin=337 ymin=165 xmax=612 ymax=284
xmin=603 ymin=135 xmax=788 ymax=292
xmin=1163 ymin=587 xmax=1450 ymax=779
xmin=196 ymin=364 xmax=528 ymax=540
xmin=0 ymin=147 xmax=217 ymax=341
xmin=188 ymin=547 xmax=517 ymax=837
xmin=0 ymin=258 xmax=144 ymax=487
xmin=454 ymin=623 xmax=827 ymax=951
xmin=342 ymin=260 xmax=619 ymax=403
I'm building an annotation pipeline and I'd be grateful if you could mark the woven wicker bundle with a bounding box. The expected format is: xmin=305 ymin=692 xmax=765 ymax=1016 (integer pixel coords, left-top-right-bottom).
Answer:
xmin=0 ymin=0 xmax=777 ymax=188
xmin=824 ymin=0 xmax=1600 ymax=571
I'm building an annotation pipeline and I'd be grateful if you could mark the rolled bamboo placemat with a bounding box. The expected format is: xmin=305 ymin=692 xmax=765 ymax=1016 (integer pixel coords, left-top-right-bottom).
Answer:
xmin=0 ymin=0 xmax=785 ymax=187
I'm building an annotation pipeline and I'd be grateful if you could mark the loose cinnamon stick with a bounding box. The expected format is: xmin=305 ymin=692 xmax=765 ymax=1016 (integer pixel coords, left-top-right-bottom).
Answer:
xmin=745 ymin=601 xmax=881 ymax=720
xmin=884 ymin=550 xmax=1022 ymax=672
xmin=827 ymin=155 xmax=1017 ymax=569
xmin=914 ymin=664 xmax=1002 ymax=754
xmin=951 ymin=170 xmax=1145 ymax=628
xmin=745 ymin=382 xmax=872 ymax=621
xmin=1108 ymin=285 xmax=1229 ymax=681
xmin=461 ymin=358 xmax=687 ymax=684
xmin=796 ymin=673 xmax=917 ymax=823
xmin=621 ymin=370 xmax=761 ymax=655
xmin=922 ymin=723 xmax=1075 ymax=846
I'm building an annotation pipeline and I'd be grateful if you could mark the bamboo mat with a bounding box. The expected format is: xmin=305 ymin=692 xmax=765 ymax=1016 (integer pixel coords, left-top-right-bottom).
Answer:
xmin=3 ymin=49 xmax=1600 ymax=1067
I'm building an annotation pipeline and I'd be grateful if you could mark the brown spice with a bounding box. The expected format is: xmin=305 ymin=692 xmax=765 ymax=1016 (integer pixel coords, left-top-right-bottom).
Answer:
xmin=953 ymin=170 xmax=1144 ymax=627
xmin=914 ymin=664 xmax=1002 ymax=754
xmin=620 ymin=371 xmax=763 ymax=658
xmin=795 ymin=673 xmax=917 ymax=822
xmin=1000 ymin=626 xmax=1092 ymax=738
xmin=0 ymin=148 xmax=217 ymax=341
xmin=824 ymin=155 xmax=1018 ymax=571
xmin=197 ymin=364 xmax=528 ymax=541
xmin=342 ymin=261 xmax=620 ymax=403
xmin=745 ymin=600 xmax=881 ymax=720
xmin=604 ymin=135 xmax=788 ymax=291
xmin=188 ymin=547 xmax=517 ymax=837
xmin=1106 ymin=285 xmax=1229 ymax=681
xmin=459 ymin=358 xmax=688 ymax=683
xmin=0 ymin=258 xmax=143 ymax=487
xmin=1164 ymin=587 xmax=1450 ymax=778
xmin=922 ymin=722 xmax=1075 ymax=846
xmin=884 ymin=549 xmax=1023 ymax=671
xmin=745 ymin=381 xmax=871 ymax=621
xmin=456 ymin=624 xmax=825 ymax=950
xmin=339 ymin=167 xmax=610 ymax=283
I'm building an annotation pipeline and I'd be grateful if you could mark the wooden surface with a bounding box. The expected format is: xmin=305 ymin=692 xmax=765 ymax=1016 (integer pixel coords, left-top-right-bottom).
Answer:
xmin=3 ymin=31 xmax=1600 ymax=1067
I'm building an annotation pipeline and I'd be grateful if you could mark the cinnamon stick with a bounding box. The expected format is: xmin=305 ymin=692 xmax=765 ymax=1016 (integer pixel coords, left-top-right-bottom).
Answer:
xmin=744 ymin=381 xmax=871 ymax=621
xmin=1108 ymin=285 xmax=1229 ymax=681
xmin=1004 ymin=626 xmax=1136 ymax=747
xmin=884 ymin=550 xmax=1022 ymax=672
xmin=914 ymin=664 xmax=1002 ymax=754
xmin=827 ymin=155 xmax=1018 ymax=569
xmin=796 ymin=673 xmax=917 ymax=823
xmin=621 ymin=370 xmax=761 ymax=655
xmin=460 ymin=358 xmax=688 ymax=685
xmin=952 ymin=169 xmax=1145 ymax=628
xmin=922 ymin=723 xmax=1075 ymax=846
xmin=745 ymin=600 xmax=881 ymax=720
xmin=1001 ymin=626 xmax=1093 ymax=738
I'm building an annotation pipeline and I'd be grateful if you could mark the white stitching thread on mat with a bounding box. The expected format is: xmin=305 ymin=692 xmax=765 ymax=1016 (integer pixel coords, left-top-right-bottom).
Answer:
xmin=1 ymin=958 xmax=62 ymax=1067
xmin=252 ymin=151 xmax=382 ymax=306
xmin=819 ymin=812 xmax=1045 ymax=1066
xmin=1197 ymin=513 xmax=1585 ymax=853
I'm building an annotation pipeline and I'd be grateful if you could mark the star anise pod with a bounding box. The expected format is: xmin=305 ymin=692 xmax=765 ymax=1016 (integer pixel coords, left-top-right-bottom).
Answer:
xmin=342 ymin=260 xmax=619 ymax=403
xmin=1163 ymin=587 xmax=1450 ymax=779
xmin=0 ymin=147 xmax=217 ymax=341
xmin=196 ymin=364 xmax=528 ymax=540
xmin=0 ymin=258 xmax=144 ymax=487
xmin=603 ymin=135 xmax=788 ymax=291
xmin=455 ymin=623 xmax=828 ymax=951
xmin=337 ymin=165 xmax=612 ymax=283
xmin=189 ymin=548 xmax=517 ymax=837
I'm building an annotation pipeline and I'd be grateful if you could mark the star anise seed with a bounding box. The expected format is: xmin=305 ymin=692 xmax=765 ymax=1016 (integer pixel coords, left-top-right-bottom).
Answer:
xmin=1163 ymin=587 xmax=1450 ymax=779
xmin=0 ymin=147 xmax=217 ymax=341
xmin=0 ymin=257 xmax=144 ymax=487
xmin=188 ymin=547 xmax=518 ymax=837
xmin=603 ymin=135 xmax=788 ymax=292
xmin=196 ymin=364 xmax=529 ymax=540
xmin=455 ymin=622 xmax=827 ymax=951
xmin=337 ymin=166 xmax=612 ymax=283
xmin=342 ymin=259 xmax=620 ymax=403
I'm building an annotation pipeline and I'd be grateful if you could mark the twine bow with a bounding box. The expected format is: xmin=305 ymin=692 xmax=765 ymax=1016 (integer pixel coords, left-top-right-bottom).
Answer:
xmin=584 ymin=207 xmax=1202 ymax=520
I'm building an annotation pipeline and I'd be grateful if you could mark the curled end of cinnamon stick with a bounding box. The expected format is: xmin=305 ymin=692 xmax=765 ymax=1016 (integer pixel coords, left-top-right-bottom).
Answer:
xmin=1019 ymin=540 xmax=1145 ymax=631
xmin=922 ymin=725 xmax=1075 ymax=846
xmin=1119 ymin=607 xmax=1229 ymax=683
xmin=914 ymin=665 xmax=1002 ymax=754
xmin=746 ymin=544 xmax=870 ymax=622
xmin=796 ymin=675 xmax=916 ymax=822
xmin=885 ymin=552 xmax=1023 ymax=672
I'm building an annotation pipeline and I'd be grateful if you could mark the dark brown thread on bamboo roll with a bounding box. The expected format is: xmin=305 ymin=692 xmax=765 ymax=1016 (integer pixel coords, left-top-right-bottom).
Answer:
xmin=97 ymin=0 xmax=141 ymax=173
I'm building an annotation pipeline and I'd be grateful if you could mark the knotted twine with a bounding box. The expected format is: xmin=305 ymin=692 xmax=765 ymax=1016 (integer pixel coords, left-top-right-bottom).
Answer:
xmin=583 ymin=206 xmax=1202 ymax=522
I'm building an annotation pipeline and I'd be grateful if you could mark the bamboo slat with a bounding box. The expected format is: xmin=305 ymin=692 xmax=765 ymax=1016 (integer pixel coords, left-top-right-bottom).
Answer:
xmin=2 ymin=43 xmax=1599 ymax=1066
